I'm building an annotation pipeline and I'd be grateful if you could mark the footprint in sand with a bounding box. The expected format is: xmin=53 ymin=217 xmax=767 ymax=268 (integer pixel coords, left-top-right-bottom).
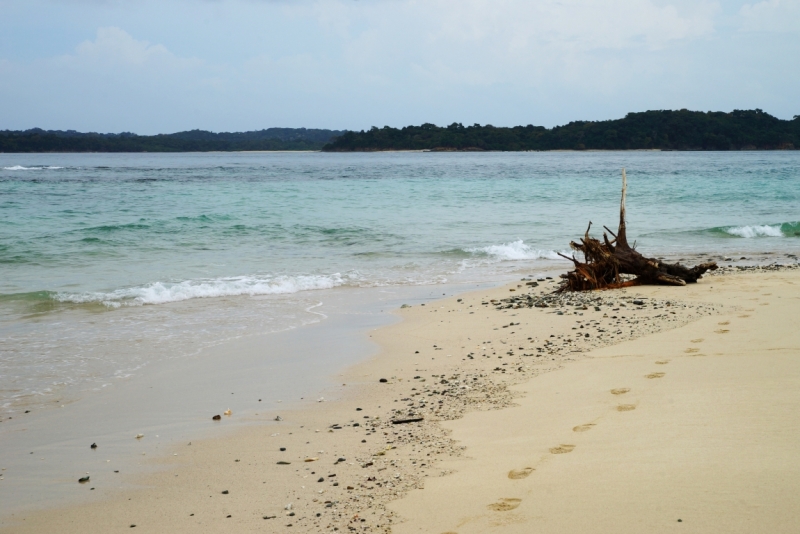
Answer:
xmin=738 ymin=315 xmax=751 ymax=318
xmin=617 ymin=404 xmax=636 ymax=411
xmin=573 ymin=424 xmax=595 ymax=432
xmin=655 ymin=360 xmax=670 ymax=365
xmin=550 ymin=444 xmax=575 ymax=454
xmin=488 ymin=498 xmax=522 ymax=512
xmin=508 ymin=467 xmax=534 ymax=480
xmin=718 ymin=321 xmax=730 ymax=325
xmin=714 ymin=329 xmax=730 ymax=334
xmin=691 ymin=338 xmax=704 ymax=343
xmin=611 ymin=388 xmax=630 ymax=395
xmin=684 ymin=348 xmax=699 ymax=354
xmin=646 ymin=372 xmax=665 ymax=379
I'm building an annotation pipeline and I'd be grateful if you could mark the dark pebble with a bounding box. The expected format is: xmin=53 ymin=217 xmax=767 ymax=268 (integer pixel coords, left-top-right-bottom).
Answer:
xmin=280 ymin=447 xmax=286 ymax=451
xmin=130 ymin=525 xmax=136 ymax=528
xmin=379 ymin=378 xmax=388 ymax=383
xmin=78 ymin=476 xmax=90 ymax=484
xmin=678 ymin=519 xmax=682 ymax=522
xmin=318 ymin=477 xmax=324 ymax=482
xmin=221 ymin=490 xmax=229 ymax=494
xmin=90 ymin=443 xmax=97 ymax=449
xmin=226 ymin=515 xmax=231 ymax=518
xmin=356 ymin=408 xmax=362 ymax=411
xmin=212 ymin=415 xmax=221 ymax=421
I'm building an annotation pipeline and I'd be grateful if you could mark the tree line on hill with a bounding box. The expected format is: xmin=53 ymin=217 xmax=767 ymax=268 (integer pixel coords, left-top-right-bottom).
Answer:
xmin=0 ymin=128 xmax=345 ymax=152
xmin=3 ymin=110 xmax=798 ymax=152
xmin=322 ymin=110 xmax=800 ymax=152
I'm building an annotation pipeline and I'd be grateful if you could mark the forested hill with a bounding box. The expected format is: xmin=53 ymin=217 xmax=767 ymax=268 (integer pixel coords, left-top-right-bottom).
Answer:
xmin=323 ymin=110 xmax=800 ymax=152
xmin=0 ymin=128 xmax=345 ymax=152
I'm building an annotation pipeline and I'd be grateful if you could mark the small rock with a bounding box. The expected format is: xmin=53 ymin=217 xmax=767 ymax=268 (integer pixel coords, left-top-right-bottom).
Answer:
xmin=277 ymin=461 xmax=291 ymax=465
xmin=78 ymin=476 xmax=90 ymax=484
xmin=280 ymin=447 xmax=286 ymax=451
xmin=90 ymin=443 xmax=97 ymax=449
xmin=212 ymin=415 xmax=221 ymax=421
xmin=379 ymin=378 xmax=388 ymax=383
xmin=221 ymin=490 xmax=229 ymax=494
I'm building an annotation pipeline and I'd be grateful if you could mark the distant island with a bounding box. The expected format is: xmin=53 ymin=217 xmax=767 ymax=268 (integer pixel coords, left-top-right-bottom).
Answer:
xmin=323 ymin=109 xmax=799 ymax=152
xmin=0 ymin=128 xmax=345 ymax=153
xmin=2 ymin=110 xmax=799 ymax=153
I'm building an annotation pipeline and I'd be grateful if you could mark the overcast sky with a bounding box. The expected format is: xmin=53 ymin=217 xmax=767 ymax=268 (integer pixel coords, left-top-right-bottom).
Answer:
xmin=1 ymin=0 xmax=798 ymax=134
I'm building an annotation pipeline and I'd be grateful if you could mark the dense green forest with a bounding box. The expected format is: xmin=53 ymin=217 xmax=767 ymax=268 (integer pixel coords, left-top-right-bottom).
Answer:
xmin=4 ymin=110 xmax=799 ymax=152
xmin=0 ymin=128 xmax=345 ymax=152
xmin=323 ymin=110 xmax=800 ymax=152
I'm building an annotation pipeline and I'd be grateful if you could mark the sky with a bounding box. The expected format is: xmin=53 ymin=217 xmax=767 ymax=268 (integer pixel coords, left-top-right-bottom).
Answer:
xmin=0 ymin=0 xmax=798 ymax=134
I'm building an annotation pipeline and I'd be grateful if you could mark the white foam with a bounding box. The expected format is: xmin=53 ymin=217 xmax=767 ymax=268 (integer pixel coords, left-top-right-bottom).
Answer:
xmin=726 ymin=225 xmax=784 ymax=238
xmin=55 ymin=274 xmax=348 ymax=306
xmin=2 ymin=165 xmax=63 ymax=170
xmin=467 ymin=240 xmax=566 ymax=261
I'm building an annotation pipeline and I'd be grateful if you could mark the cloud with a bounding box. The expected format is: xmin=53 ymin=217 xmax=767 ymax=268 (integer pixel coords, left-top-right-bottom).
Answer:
xmin=0 ymin=1 xmax=797 ymax=133
xmin=739 ymin=0 xmax=800 ymax=32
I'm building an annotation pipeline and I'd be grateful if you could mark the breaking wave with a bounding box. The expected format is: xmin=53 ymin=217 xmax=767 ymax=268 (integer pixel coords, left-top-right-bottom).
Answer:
xmin=53 ymin=274 xmax=350 ymax=307
xmin=465 ymin=240 xmax=568 ymax=261
xmin=711 ymin=222 xmax=800 ymax=238
xmin=2 ymin=165 xmax=64 ymax=170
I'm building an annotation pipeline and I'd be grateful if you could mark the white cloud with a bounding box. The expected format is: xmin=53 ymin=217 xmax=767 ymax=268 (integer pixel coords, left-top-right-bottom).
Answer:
xmin=739 ymin=0 xmax=800 ymax=32
xmin=59 ymin=26 xmax=202 ymax=70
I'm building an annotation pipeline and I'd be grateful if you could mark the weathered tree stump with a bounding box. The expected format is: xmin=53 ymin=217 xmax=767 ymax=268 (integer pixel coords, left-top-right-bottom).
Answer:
xmin=559 ymin=169 xmax=717 ymax=291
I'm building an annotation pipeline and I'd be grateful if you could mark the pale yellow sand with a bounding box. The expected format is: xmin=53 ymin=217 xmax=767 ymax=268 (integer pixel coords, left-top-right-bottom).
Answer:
xmin=3 ymin=268 xmax=799 ymax=533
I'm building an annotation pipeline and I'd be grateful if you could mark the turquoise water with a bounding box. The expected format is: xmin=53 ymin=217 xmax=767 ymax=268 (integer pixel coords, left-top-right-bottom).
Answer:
xmin=1 ymin=151 xmax=799 ymax=412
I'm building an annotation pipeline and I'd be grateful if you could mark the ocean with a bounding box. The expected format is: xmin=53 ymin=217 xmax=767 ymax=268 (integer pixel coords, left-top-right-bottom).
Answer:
xmin=1 ymin=151 xmax=799 ymax=416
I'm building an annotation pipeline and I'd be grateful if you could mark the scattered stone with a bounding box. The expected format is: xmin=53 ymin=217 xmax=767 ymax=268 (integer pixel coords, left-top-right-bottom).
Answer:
xmin=379 ymin=378 xmax=388 ymax=383
xmin=221 ymin=490 xmax=229 ymax=494
xmin=90 ymin=443 xmax=97 ymax=449
xmin=212 ymin=415 xmax=221 ymax=421
xmin=78 ymin=476 xmax=90 ymax=484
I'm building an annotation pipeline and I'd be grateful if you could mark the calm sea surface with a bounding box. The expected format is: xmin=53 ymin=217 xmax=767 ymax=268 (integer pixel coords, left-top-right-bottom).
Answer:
xmin=1 ymin=151 xmax=799 ymax=413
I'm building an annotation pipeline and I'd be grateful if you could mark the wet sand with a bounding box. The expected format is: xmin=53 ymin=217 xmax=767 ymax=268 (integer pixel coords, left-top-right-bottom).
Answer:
xmin=3 ymin=266 xmax=799 ymax=533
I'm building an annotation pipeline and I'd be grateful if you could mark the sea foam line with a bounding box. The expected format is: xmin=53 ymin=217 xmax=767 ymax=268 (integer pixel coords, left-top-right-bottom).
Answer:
xmin=2 ymin=165 xmax=64 ymax=170
xmin=466 ymin=240 xmax=568 ymax=261
xmin=726 ymin=225 xmax=785 ymax=238
xmin=54 ymin=274 xmax=349 ymax=307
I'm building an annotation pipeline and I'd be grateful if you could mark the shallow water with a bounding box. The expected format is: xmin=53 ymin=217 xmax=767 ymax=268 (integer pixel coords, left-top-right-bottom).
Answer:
xmin=1 ymin=151 xmax=799 ymax=414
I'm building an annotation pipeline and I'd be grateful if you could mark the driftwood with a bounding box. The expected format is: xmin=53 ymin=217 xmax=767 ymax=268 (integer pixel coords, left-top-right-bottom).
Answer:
xmin=559 ymin=169 xmax=717 ymax=291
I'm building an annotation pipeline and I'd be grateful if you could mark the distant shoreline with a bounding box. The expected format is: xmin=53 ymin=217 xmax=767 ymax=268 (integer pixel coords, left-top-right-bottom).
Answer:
xmin=3 ymin=148 xmax=800 ymax=155
xmin=3 ymin=109 xmax=799 ymax=153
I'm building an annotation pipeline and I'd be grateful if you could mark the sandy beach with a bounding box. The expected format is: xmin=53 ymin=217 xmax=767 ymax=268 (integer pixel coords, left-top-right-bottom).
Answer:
xmin=2 ymin=265 xmax=799 ymax=533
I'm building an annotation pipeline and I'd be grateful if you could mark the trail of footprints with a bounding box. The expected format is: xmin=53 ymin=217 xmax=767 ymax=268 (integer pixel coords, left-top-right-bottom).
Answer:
xmin=479 ymin=319 xmax=746 ymax=523
xmin=486 ymin=357 xmax=682 ymax=517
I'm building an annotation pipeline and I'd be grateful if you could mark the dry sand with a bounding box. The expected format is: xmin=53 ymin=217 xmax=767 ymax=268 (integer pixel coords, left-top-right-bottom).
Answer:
xmin=3 ymin=266 xmax=799 ymax=533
